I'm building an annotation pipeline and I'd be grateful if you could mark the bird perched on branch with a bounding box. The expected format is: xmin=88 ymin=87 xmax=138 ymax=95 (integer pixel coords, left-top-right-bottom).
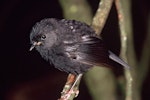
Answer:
xmin=30 ymin=18 xmax=130 ymax=75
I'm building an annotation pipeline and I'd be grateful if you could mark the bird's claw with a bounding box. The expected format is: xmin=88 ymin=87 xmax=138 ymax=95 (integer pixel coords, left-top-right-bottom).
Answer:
xmin=60 ymin=89 xmax=79 ymax=100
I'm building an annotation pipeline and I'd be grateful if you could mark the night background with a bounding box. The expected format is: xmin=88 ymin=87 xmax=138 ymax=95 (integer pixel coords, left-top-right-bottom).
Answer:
xmin=0 ymin=0 xmax=150 ymax=100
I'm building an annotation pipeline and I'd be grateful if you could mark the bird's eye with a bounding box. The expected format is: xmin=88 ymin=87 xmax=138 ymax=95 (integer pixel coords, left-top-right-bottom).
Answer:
xmin=41 ymin=35 xmax=46 ymax=40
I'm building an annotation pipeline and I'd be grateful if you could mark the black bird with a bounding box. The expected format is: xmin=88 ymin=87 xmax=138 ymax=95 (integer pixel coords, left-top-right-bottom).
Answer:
xmin=30 ymin=18 xmax=130 ymax=75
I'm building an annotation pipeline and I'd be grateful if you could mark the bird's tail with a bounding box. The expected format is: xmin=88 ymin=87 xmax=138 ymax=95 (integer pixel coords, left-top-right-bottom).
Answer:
xmin=108 ymin=51 xmax=130 ymax=69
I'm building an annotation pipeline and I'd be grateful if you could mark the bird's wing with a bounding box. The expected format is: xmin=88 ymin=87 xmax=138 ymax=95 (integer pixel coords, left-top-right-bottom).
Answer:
xmin=64 ymin=36 xmax=111 ymax=67
xmin=64 ymin=35 xmax=130 ymax=69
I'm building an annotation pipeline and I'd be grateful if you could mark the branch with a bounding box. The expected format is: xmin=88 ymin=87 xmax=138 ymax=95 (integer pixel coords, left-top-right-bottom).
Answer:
xmin=91 ymin=0 xmax=113 ymax=35
xmin=59 ymin=74 xmax=82 ymax=100
xmin=84 ymin=1 xmax=118 ymax=100
xmin=115 ymin=0 xmax=138 ymax=100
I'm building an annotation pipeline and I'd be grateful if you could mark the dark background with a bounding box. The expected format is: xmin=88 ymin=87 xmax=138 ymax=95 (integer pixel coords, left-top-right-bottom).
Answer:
xmin=0 ymin=0 xmax=149 ymax=100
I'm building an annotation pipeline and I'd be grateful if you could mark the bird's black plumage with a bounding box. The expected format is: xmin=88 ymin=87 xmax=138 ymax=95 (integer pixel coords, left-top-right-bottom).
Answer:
xmin=30 ymin=18 xmax=129 ymax=75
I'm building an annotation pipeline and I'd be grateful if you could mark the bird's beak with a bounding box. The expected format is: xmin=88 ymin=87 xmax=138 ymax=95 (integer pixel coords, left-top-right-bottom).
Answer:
xmin=29 ymin=42 xmax=42 ymax=51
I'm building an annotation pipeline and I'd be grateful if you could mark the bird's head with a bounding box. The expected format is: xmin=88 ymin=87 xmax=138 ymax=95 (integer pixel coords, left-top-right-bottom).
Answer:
xmin=29 ymin=18 xmax=58 ymax=51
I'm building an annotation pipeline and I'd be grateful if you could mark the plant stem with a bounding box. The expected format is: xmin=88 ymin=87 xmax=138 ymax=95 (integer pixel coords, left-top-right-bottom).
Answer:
xmin=115 ymin=0 xmax=138 ymax=100
xmin=91 ymin=0 xmax=113 ymax=35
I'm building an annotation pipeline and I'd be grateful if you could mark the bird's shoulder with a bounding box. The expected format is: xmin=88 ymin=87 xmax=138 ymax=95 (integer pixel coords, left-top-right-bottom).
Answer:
xmin=60 ymin=19 xmax=96 ymax=36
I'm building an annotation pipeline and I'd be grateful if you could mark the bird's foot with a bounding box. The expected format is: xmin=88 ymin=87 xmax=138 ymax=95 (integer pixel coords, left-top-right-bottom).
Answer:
xmin=60 ymin=89 xmax=79 ymax=100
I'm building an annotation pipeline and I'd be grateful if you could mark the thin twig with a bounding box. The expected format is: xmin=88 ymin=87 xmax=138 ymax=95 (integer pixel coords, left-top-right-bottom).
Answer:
xmin=59 ymin=74 xmax=83 ymax=100
xmin=115 ymin=0 xmax=134 ymax=100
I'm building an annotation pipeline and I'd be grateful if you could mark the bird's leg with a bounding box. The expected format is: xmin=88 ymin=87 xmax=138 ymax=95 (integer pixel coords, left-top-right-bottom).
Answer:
xmin=69 ymin=74 xmax=83 ymax=92
xmin=59 ymin=74 xmax=83 ymax=100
